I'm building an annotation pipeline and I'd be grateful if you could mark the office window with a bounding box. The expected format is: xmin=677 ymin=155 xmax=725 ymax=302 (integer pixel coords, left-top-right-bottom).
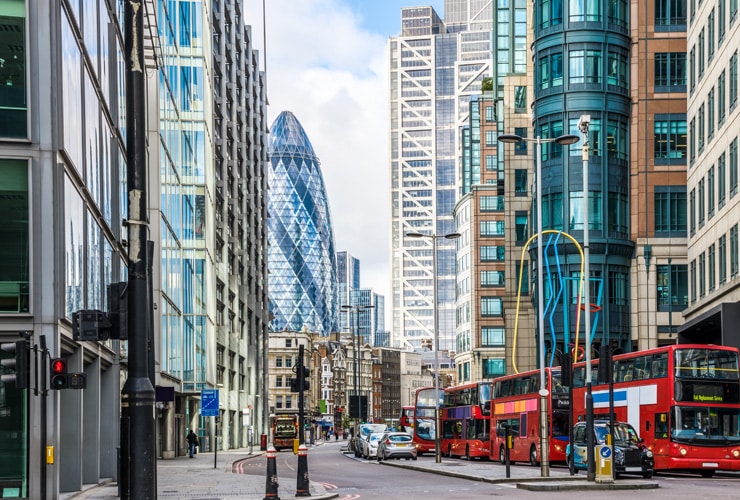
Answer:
xmin=539 ymin=52 xmax=563 ymax=90
xmin=719 ymin=0 xmax=727 ymax=43
xmin=480 ymin=271 xmax=505 ymax=287
xmin=731 ymin=225 xmax=739 ymax=277
xmin=708 ymin=87 xmax=715 ymax=140
xmin=708 ymin=165 xmax=715 ymax=218
xmin=539 ymin=0 xmax=564 ymax=29
xmin=657 ymin=264 xmax=689 ymax=311
xmin=514 ymin=169 xmax=528 ymax=195
xmin=655 ymin=53 xmax=687 ymax=91
xmin=276 ymin=375 xmax=283 ymax=388
xmin=570 ymin=0 xmax=602 ymax=22
xmin=276 ymin=356 xmax=283 ymax=368
xmin=480 ymin=245 xmax=506 ymax=261
xmin=709 ymin=244 xmax=716 ymax=292
xmin=514 ymin=86 xmax=527 ymax=113
xmin=690 ymin=188 xmax=696 ymax=235
xmin=514 ymin=127 xmax=528 ymax=155
xmin=655 ymin=0 xmax=687 ymax=28
xmin=569 ymin=49 xmax=601 ymax=84
xmin=485 ymin=130 xmax=496 ymax=147
xmin=690 ymin=259 xmax=697 ymax=303
xmin=698 ymin=178 xmax=705 ymax=227
xmin=516 ymin=261 xmax=529 ymax=293
xmin=733 ymin=0 xmax=739 ymax=24
xmin=608 ymin=0 xmax=628 ymax=28
xmin=480 ymin=195 xmax=504 ymax=212
xmin=0 ymin=0 xmax=27 ymax=138
xmin=0 ymin=159 xmax=29 ymax=313
xmin=698 ymin=29 xmax=705 ymax=78
xmin=607 ymin=118 xmax=629 ymax=160
xmin=654 ymin=187 xmax=687 ymax=236
xmin=689 ymin=118 xmax=696 ymax=164
xmin=719 ymin=235 xmax=727 ymax=284
xmin=719 ymin=70 xmax=726 ymax=125
xmin=609 ymin=271 xmax=629 ymax=306
xmin=719 ymin=152 xmax=727 ymax=207
xmin=483 ymin=359 xmax=506 ymax=379
xmin=485 ymin=105 xmax=494 ymax=122
xmin=607 ymin=50 xmax=628 ymax=89
xmin=698 ymin=104 xmax=705 ymax=152
xmin=515 ymin=212 xmax=528 ymax=244
xmin=480 ymin=220 xmax=505 ymax=237
xmin=608 ymin=192 xmax=629 ymax=234
xmin=690 ymin=46 xmax=696 ymax=92
xmin=708 ymin=9 xmax=715 ymax=61
xmin=569 ymin=191 xmax=603 ymax=232
xmin=699 ymin=252 xmax=706 ymax=297
xmin=481 ymin=327 xmax=506 ymax=347
xmin=543 ymin=192 xmax=563 ymax=230
xmin=732 ymin=138 xmax=739 ymax=197
xmin=486 ymin=154 xmax=496 ymax=171
xmin=731 ymin=51 xmax=738 ymax=109
xmin=481 ymin=297 xmax=504 ymax=317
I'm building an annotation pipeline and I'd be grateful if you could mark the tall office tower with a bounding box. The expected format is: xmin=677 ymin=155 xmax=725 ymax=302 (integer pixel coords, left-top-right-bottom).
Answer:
xmin=681 ymin=1 xmax=740 ymax=348
xmin=631 ymin=3 xmax=688 ymax=348
xmin=454 ymin=1 xmax=533 ymax=382
xmin=529 ymin=2 xmax=635 ymax=355
xmin=210 ymin=0 xmax=270 ymax=450
xmin=389 ymin=1 xmax=492 ymax=352
xmin=336 ymin=250 xmax=361 ymax=331
xmin=268 ymin=111 xmax=338 ymax=335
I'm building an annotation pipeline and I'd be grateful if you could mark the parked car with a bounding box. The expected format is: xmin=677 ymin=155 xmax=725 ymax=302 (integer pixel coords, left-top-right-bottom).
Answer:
xmin=377 ymin=432 xmax=417 ymax=461
xmin=567 ymin=420 xmax=654 ymax=479
xmin=354 ymin=423 xmax=387 ymax=457
xmin=361 ymin=432 xmax=385 ymax=459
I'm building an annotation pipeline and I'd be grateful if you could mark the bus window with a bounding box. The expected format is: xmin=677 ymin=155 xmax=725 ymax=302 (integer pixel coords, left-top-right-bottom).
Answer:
xmin=652 ymin=353 xmax=668 ymax=378
xmin=655 ymin=413 xmax=669 ymax=439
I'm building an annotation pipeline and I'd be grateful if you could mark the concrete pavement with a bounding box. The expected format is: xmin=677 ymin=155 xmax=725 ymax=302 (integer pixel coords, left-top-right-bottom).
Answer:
xmin=63 ymin=439 xmax=658 ymax=499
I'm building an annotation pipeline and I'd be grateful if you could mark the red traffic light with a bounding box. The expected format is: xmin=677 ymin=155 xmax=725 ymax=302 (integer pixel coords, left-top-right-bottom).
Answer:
xmin=51 ymin=358 xmax=67 ymax=374
xmin=50 ymin=358 xmax=69 ymax=390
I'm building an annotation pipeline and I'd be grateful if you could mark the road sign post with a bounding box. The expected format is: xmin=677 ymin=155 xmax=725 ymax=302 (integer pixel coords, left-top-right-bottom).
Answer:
xmin=201 ymin=389 xmax=219 ymax=469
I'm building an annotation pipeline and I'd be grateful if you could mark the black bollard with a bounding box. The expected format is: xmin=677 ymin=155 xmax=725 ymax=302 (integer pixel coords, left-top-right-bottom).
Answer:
xmin=296 ymin=444 xmax=311 ymax=497
xmin=264 ymin=446 xmax=280 ymax=500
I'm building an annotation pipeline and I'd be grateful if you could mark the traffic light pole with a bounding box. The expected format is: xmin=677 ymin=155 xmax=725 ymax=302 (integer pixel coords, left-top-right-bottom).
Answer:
xmin=298 ymin=345 xmax=305 ymax=445
xmin=120 ymin=1 xmax=156 ymax=498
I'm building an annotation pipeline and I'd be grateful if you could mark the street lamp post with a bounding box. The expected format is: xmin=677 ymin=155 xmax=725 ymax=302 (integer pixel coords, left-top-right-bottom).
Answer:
xmin=342 ymin=304 xmax=374 ymax=448
xmin=576 ymin=114 xmax=596 ymax=481
xmin=499 ymin=131 xmax=579 ymax=477
xmin=406 ymin=230 xmax=461 ymax=464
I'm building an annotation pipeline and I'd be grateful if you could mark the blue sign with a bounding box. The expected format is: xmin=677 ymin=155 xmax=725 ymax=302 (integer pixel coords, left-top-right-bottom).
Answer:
xmin=201 ymin=389 xmax=219 ymax=417
xmin=600 ymin=446 xmax=612 ymax=459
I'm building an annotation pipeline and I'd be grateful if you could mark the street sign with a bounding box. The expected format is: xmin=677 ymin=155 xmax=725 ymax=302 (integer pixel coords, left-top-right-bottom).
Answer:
xmin=201 ymin=389 xmax=219 ymax=417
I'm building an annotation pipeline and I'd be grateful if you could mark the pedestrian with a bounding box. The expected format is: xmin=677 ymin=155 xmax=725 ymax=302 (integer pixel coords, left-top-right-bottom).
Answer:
xmin=187 ymin=429 xmax=199 ymax=458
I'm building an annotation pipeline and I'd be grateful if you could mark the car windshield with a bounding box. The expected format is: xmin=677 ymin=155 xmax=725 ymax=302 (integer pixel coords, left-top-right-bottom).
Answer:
xmin=359 ymin=424 xmax=387 ymax=437
xmin=369 ymin=434 xmax=383 ymax=442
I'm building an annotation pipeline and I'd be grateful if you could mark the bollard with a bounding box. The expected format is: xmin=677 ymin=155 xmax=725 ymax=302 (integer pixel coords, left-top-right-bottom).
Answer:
xmin=296 ymin=444 xmax=311 ymax=497
xmin=264 ymin=446 xmax=280 ymax=500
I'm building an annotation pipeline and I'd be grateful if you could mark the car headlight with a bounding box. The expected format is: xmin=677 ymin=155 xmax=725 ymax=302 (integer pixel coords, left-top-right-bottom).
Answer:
xmin=645 ymin=450 xmax=653 ymax=458
xmin=733 ymin=449 xmax=740 ymax=458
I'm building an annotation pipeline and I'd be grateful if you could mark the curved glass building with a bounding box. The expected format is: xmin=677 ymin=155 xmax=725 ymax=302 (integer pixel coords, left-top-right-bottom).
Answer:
xmin=532 ymin=2 xmax=634 ymax=353
xmin=268 ymin=111 xmax=338 ymax=335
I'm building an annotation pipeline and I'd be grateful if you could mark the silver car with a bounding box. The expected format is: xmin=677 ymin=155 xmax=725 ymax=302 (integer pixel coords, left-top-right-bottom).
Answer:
xmin=376 ymin=432 xmax=417 ymax=461
xmin=361 ymin=432 xmax=385 ymax=459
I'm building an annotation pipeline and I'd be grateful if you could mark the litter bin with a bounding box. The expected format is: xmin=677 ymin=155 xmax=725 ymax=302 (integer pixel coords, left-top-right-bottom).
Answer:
xmin=260 ymin=434 xmax=267 ymax=451
xmin=595 ymin=445 xmax=614 ymax=483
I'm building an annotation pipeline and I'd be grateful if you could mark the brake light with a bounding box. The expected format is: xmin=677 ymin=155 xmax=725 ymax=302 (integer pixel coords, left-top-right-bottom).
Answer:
xmin=386 ymin=439 xmax=392 ymax=445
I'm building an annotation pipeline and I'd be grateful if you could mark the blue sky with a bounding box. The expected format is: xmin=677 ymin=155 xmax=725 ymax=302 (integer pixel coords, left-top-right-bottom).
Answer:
xmin=243 ymin=1 xmax=446 ymax=318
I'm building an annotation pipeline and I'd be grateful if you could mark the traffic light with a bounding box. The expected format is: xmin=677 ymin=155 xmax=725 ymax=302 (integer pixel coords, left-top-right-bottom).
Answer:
xmin=1 ymin=340 xmax=30 ymax=389
xmin=598 ymin=345 xmax=613 ymax=384
xmin=50 ymin=357 xmax=87 ymax=390
xmin=50 ymin=358 xmax=69 ymax=389
xmin=289 ymin=377 xmax=299 ymax=392
xmin=302 ymin=366 xmax=310 ymax=391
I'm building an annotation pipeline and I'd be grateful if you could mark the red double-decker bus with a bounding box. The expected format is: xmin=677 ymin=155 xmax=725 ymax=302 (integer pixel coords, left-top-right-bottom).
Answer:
xmin=490 ymin=367 xmax=570 ymax=465
xmin=571 ymin=344 xmax=740 ymax=477
xmin=412 ymin=387 xmax=441 ymax=455
xmin=399 ymin=405 xmax=414 ymax=433
xmin=440 ymin=381 xmax=492 ymax=459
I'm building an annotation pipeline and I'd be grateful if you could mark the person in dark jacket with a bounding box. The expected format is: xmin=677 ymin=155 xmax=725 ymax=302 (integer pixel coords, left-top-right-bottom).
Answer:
xmin=187 ymin=430 xmax=199 ymax=458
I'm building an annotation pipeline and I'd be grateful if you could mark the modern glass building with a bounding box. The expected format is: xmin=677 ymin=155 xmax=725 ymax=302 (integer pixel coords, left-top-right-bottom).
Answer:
xmin=268 ymin=111 xmax=338 ymax=336
xmin=389 ymin=1 xmax=492 ymax=352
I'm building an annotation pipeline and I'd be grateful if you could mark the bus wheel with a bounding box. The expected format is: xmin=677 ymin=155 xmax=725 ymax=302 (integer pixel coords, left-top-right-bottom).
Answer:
xmin=529 ymin=446 xmax=538 ymax=467
xmin=499 ymin=445 xmax=505 ymax=465
xmin=700 ymin=470 xmax=716 ymax=478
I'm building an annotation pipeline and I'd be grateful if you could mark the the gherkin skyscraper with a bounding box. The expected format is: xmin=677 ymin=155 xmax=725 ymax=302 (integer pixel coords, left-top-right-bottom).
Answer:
xmin=268 ymin=111 xmax=338 ymax=335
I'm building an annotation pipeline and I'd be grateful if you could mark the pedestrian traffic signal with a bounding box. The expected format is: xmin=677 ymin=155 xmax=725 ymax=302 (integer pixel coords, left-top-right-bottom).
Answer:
xmin=50 ymin=358 xmax=68 ymax=389
xmin=1 ymin=340 xmax=30 ymax=389
xmin=302 ymin=367 xmax=310 ymax=390
xmin=290 ymin=377 xmax=299 ymax=392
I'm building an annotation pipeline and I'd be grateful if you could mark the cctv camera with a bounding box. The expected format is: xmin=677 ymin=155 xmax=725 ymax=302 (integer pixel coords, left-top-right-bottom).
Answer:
xmin=577 ymin=115 xmax=591 ymax=132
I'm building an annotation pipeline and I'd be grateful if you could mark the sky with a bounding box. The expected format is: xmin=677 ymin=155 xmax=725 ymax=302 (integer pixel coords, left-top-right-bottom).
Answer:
xmin=242 ymin=1 xmax=444 ymax=321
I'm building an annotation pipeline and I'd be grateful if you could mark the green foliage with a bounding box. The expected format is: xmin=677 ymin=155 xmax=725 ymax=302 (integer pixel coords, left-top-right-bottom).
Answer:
xmin=481 ymin=77 xmax=493 ymax=92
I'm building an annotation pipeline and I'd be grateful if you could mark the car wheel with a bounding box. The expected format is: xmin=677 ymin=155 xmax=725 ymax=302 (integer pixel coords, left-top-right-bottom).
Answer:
xmin=412 ymin=456 xmax=417 ymax=461
xmin=499 ymin=445 xmax=505 ymax=465
xmin=529 ymin=446 xmax=538 ymax=467
xmin=700 ymin=470 xmax=715 ymax=478
xmin=643 ymin=470 xmax=654 ymax=479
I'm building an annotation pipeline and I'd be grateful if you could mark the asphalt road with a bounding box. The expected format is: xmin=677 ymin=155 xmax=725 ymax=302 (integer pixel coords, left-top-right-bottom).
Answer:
xmin=236 ymin=440 xmax=740 ymax=499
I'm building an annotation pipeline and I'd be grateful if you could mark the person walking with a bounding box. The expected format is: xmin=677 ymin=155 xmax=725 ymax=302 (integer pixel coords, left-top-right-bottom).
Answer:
xmin=187 ymin=429 xmax=199 ymax=458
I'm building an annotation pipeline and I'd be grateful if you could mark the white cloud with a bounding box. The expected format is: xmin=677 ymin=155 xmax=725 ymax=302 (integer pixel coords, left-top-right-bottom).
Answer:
xmin=244 ymin=0 xmax=392 ymax=315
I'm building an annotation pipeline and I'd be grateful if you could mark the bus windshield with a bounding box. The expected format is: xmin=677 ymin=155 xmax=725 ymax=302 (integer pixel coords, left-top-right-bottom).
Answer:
xmin=672 ymin=406 xmax=740 ymax=444
xmin=674 ymin=349 xmax=739 ymax=380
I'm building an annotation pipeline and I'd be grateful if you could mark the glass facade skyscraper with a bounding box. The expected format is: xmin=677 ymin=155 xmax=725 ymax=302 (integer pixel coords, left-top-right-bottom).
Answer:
xmin=268 ymin=111 xmax=338 ymax=335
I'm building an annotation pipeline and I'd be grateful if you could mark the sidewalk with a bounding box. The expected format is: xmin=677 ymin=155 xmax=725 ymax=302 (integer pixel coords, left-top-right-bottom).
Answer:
xmin=63 ymin=445 xmax=337 ymax=500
